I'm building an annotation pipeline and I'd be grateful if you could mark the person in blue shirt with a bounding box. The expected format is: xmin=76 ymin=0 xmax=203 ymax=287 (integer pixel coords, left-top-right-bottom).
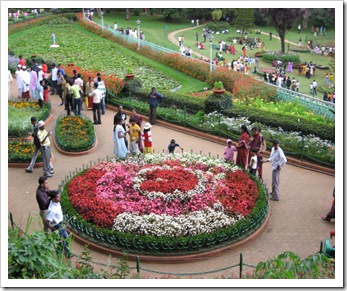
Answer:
xmin=57 ymin=64 xmax=65 ymax=77
xmin=148 ymin=87 xmax=163 ymax=125
xmin=167 ymin=139 xmax=183 ymax=154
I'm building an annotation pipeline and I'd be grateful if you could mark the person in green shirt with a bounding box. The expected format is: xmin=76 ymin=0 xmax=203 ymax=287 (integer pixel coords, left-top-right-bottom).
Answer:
xmin=69 ymin=80 xmax=81 ymax=115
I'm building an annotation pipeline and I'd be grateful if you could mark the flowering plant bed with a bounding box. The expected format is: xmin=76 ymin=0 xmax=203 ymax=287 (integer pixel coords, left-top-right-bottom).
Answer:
xmin=8 ymin=140 xmax=42 ymax=163
xmin=61 ymin=153 xmax=268 ymax=255
xmin=55 ymin=115 xmax=95 ymax=152
xmin=8 ymin=101 xmax=51 ymax=138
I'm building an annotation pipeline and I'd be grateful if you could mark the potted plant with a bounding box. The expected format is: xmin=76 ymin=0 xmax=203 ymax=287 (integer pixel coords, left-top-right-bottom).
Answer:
xmin=212 ymin=81 xmax=225 ymax=96
xmin=125 ymin=68 xmax=135 ymax=80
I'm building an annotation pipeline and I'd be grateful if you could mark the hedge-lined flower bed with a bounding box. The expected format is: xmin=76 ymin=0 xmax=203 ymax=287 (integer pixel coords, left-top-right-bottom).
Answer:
xmin=55 ymin=115 xmax=95 ymax=152
xmin=8 ymin=101 xmax=51 ymax=138
xmin=62 ymin=154 xmax=268 ymax=254
xmin=8 ymin=141 xmax=42 ymax=163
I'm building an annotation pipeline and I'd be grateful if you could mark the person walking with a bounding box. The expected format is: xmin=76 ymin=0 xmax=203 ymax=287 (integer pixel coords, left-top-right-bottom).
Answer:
xmin=37 ymin=120 xmax=54 ymax=177
xmin=26 ymin=117 xmax=53 ymax=173
xmin=264 ymin=140 xmax=287 ymax=201
xmin=36 ymin=176 xmax=51 ymax=233
xmin=70 ymin=81 xmax=82 ymax=116
xmin=236 ymin=125 xmax=250 ymax=169
xmin=148 ymin=87 xmax=163 ymax=125
xmin=88 ymin=82 xmax=102 ymax=125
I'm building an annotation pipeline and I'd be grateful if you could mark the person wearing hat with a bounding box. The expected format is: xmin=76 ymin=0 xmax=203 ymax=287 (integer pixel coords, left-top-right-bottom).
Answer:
xmin=37 ymin=120 xmax=54 ymax=177
xmin=142 ymin=122 xmax=153 ymax=154
xmin=15 ymin=64 xmax=23 ymax=98
xmin=26 ymin=116 xmax=53 ymax=173
xmin=264 ymin=140 xmax=287 ymax=201
xmin=21 ymin=65 xmax=31 ymax=99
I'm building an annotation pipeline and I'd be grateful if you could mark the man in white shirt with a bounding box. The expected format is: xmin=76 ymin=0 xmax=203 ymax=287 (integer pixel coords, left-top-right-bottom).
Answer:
xmin=264 ymin=140 xmax=287 ymax=201
xmin=50 ymin=64 xmax=58 ymax=95
xmin=113 ymin=22 xmax=118 ymax=30
xmin=97 ymin=76 xmax=107 ymax=115
xmin=21 ymin=66 xmax=31 ymax=99
xmin=312 ymin=80 xmax=318 ymax=95
xmin=15 ymin=64 xmax=23 ymax=98
xmin=89 ymin=82 xmax=103 ymax=124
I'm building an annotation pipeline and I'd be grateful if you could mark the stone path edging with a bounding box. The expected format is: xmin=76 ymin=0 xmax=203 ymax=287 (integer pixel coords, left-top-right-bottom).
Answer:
xmin=53 ymin=133 xmax=98 ymax=156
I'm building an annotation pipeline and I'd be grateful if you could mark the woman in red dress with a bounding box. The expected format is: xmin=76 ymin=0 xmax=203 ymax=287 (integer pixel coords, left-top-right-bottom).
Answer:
xmin=236 ymin=124 xmax=250 ymax=169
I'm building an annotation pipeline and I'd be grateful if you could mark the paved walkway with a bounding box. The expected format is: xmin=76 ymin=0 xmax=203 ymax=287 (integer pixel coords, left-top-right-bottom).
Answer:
xmin=7 ymin=79 xmax=335 ymax=279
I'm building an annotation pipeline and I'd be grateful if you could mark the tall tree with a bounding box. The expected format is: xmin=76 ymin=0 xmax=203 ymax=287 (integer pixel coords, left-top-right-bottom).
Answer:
xmin=261 ymin=8 xmax=306 ymax=54
xmin=232 ymin=8 xmax=255 ymax=37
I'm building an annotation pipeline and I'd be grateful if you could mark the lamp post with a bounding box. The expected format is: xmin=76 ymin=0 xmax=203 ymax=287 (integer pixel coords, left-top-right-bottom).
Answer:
xmin=136 ymin=19 xmax=141 ymax=50
xmin=101 ymin=10 xmax=104 ymax=30
xmin=209 ymin=32 xmax=214 ymax=72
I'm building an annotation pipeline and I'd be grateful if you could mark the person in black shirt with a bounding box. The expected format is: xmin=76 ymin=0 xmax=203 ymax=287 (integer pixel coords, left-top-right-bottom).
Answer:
xmin=36 ymin=176 xmax=51 ymax=233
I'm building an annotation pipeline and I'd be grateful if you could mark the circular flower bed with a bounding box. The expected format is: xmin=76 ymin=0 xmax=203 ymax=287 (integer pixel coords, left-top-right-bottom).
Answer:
xmin=63 ymin=154 xmax=268 ymax=254
xmin=55 ymin=115 xmax=95 ymax=152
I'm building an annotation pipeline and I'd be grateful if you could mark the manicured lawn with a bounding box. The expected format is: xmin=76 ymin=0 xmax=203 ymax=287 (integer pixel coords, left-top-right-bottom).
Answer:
xmin=8 ymin=23 xmax=209 ymax=93
xmin=94 ymin=12 xmax=334 ymax=97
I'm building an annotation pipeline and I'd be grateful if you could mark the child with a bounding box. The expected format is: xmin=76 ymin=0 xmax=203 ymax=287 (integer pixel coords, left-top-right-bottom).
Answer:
xmin=168 ymin=139 xmax=183 ymax=154
xmin=223 ymin=139 xmax=237 ymax=163
xmin=42 ymin=78 xmax=50 ymax=102
xmin=142 ymin=122 xmax=153 ymax=154
xmin=128 ymin=116 xmax=141 ymax=156
xmin=36 ymin=80 xmax=44 ymax=109
xmin=248 ymin=148 xmax=258 ymax=176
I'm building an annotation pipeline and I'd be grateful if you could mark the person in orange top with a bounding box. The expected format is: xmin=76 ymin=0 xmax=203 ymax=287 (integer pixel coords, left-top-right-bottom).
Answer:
xmin=41 ymin=60 xmax=48 ymax=77
xmin=19 ymin=55 xmax=26 ymax=67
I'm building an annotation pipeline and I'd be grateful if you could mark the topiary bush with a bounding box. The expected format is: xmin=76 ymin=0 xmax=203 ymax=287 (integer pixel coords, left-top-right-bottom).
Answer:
xmin=262 ymin=53 xmax=301 ymax=64
xmin=121 ymin=78 xmax=143 ymax=94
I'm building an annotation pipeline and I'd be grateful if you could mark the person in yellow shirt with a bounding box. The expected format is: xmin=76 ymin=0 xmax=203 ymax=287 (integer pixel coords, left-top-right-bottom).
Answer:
xmin=128 ymin=116 xmax=141 ymax=156
xmin=329 ymin=73 xmax=334 ymax=88
xmin=37 ymin=120 xmax=54 ymax=177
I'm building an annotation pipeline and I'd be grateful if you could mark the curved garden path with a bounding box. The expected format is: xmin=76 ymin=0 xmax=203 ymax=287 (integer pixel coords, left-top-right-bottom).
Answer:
xmin=7 ymin=77 xmax=335 ymax=278
xmin=168 ymin=25 xmax=299 ymax=60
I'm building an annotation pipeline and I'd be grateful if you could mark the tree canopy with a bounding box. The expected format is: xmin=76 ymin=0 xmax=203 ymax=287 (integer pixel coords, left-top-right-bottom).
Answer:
xmin=261 ymin=8 xmax=306 ymax=54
